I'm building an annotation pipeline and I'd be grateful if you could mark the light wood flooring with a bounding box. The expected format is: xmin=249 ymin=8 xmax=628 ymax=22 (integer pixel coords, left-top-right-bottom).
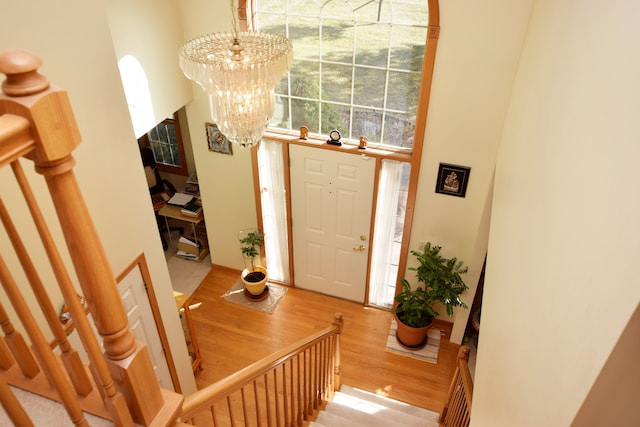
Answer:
xmin=186 ymin=266 xmax=461 ymax=415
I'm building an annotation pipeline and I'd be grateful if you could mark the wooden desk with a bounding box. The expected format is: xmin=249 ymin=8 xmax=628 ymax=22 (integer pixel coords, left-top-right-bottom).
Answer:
xmin=157 ymin=204 xmax=208 ymax=261
xmin=173 ymin=291 xmax=203 ymax=373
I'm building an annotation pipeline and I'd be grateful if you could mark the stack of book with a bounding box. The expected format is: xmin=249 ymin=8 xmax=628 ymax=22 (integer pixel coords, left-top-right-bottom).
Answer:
xmin=181 ymin=201 xmax=202 ymax=217
xmin=176 ymin=236 xmax=200 ymax=259
xmin=182 ymin=183 xmax=199 ymax=196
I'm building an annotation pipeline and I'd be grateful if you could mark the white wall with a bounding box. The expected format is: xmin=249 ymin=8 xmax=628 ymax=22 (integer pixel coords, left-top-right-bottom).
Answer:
xmin=472 ymin=0 xmax=640 ymax=425
xmin=0 ymin=0 xmax=196 ymax=395
xmin=571 ymin=304 xmax=640 ymax=426
xmin=408 ymin=0 xmax=533 ymax=341
xmin=178 ymin=0 xmax=260 ymax=270
xmin=106 ymin=0 xmax=192 ymax=136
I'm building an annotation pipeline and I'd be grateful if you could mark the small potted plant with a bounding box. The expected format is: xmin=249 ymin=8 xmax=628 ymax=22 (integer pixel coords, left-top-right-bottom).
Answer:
xmin=394 ymin=242 xmax=469 ymax=348
xmin=239 ymin=229 xmax=268 ymax=295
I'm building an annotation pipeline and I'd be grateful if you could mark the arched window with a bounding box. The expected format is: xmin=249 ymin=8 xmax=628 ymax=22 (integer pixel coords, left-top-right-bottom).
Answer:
xmin=252 ymin=0 xmax=433 ymax=151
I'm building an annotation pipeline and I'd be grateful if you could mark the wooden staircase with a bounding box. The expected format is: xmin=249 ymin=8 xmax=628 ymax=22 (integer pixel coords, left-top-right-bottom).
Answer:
xmin=307 ymin=346 xmax=473 ymax=427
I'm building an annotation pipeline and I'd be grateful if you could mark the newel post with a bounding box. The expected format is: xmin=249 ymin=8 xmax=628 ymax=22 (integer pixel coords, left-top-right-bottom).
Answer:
xmin=333 ymin=312 xmax=343 ymax=391
xmin=0 ymin=49 xmax=169 ymax=425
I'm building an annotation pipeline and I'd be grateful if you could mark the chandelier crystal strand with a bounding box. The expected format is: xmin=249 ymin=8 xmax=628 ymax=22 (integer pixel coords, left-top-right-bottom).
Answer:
xmin=179 ymin=30 xmax=293 ymax=148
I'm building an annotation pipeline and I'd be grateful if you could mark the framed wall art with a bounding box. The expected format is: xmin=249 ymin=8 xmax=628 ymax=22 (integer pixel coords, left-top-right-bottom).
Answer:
xmin=435 ymin=163 xmax=471 ymax=198
xmin=206 ymin=122 xmax=233 ymax=155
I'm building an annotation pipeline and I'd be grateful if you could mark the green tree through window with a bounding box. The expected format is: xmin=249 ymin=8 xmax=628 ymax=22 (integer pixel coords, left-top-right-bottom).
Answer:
xmin=256 ymin=0 xmax=429 ymax=150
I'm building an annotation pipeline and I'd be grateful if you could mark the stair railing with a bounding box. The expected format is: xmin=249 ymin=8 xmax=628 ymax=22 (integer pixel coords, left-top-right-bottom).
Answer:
xmin=440 ymin=345 xmax=473 ymax=427
xmin=180 ymin=313 xmax=344 ymax=426
xmin=0 ymin=48 xmax=182 ymax=426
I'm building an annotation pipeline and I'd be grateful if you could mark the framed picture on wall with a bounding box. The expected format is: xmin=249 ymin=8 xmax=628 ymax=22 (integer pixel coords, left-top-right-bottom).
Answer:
xmin=435 ymin=163 xmax=471 ymax=198
xmin=206 ymin=122 xmax=233 ymax=155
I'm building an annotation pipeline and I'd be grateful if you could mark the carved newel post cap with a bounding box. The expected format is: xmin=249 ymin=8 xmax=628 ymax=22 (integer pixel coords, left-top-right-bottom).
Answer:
xmin=0 ymin=48 xmax=50 ymax=96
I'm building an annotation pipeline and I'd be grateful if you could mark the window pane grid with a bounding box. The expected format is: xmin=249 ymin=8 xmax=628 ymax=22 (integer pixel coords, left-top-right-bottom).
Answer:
xmin=149 ymin=122 xmax=182 ymax=168
xmin=257 ymin=0 xmax=427 ymax=150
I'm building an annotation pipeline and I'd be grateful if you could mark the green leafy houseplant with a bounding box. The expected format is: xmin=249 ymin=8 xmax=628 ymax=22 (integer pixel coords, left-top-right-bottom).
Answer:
xmin=239 ymin=230 xmax=265 ymax=273
xmin=394 ymin=242 xmax=469 ymax=329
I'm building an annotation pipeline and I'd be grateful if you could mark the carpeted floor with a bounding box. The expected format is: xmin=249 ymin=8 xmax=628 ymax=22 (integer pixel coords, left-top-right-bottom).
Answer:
xmin=164 ymin=238 xmax=211 ymax=296
xmin=0 ymin=386 xmax=112 ymax=426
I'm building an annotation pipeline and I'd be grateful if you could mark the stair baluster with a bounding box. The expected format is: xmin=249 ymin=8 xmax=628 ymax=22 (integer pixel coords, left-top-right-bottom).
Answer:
xmin=0 ymin=301 xmax=39 ymax=378
xmin=440 ymin=345 xmax=473 ymax=427
xmin=0 ymin=197 xmax=92 ymax=396
xmin=180 ymin=313 xmax=343 ymax=425
xmin=0 ymin=251 xmax=89 ymax=426
xmin=0 ymin=376 xmax=33 ymax=426
xmin=0 ymin=48 xmax=182 ymax=426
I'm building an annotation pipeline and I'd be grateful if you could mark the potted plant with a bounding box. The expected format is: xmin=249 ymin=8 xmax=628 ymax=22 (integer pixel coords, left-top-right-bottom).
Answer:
xmin=239 ymin=229 xmax=268 ymax=295
xmin=393 ymin=242 xmax=469 ymax=348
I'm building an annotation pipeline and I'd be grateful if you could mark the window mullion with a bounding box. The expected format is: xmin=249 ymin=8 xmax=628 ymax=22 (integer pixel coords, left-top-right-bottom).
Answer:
xmin=349 ymin=17 xmax=357 ymax=140
xmin=380 ymin=21 xmax=395 ymax=146
xmin=318 ymin=17 xmax=324 ymax=133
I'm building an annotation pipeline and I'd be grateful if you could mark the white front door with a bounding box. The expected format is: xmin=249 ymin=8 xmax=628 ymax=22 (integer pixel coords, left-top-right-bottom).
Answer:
xmin=118 ymin=267 xmax=173 ymax=389
xmin=289 ymin=145 xmax=375 ymax=303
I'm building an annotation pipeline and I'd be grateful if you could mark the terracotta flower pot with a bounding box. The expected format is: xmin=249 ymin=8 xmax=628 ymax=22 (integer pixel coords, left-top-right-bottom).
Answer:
xmin=394 ymin=312 xmax=434 ymax=348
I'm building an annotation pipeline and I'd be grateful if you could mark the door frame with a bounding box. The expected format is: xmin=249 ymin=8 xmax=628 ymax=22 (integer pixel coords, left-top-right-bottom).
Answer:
xmin=252 ymin=136 xmax=411 ymax=306
xmin=115 ymin=252 xmax=182 ymax=393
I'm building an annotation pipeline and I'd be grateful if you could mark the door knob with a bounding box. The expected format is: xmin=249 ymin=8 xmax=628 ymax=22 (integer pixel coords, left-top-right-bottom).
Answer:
xmin=353 ymin=245 xmax=366 ymax=252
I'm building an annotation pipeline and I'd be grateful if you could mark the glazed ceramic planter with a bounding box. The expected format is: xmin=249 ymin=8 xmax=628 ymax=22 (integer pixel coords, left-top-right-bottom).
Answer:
xmin=241 ymin=266 xmax=268 ymax=295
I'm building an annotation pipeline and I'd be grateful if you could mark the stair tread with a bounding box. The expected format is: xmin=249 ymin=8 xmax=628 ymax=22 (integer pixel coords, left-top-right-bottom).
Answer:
xmin=340 ymin=385 xmax=441 ymax=421
xmin=313 ymin=410 xmax=373 ymax=427
xmin=321 ymin=387 xmax=439 ymax=427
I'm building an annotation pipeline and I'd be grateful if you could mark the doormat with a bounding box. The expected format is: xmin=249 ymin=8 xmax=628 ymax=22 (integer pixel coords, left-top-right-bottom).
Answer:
xmin=223 ymin=279 xmax=287 ymax=314
xmin=385 ymin=318 xmax=441 ymax=364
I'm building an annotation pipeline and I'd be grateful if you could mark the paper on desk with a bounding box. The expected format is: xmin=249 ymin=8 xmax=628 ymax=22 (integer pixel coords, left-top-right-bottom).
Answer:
xmin=167 ymin=192 xmax=193 ymax=206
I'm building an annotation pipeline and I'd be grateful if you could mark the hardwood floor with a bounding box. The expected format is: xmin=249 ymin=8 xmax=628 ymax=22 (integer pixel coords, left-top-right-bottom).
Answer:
xmin=186 ymin=265 xmax=460 ymax=415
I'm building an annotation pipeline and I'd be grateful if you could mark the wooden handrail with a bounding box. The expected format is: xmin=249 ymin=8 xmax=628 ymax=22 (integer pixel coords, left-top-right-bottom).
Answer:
xmin=181 ymin=313 xmax=343 ymax=425
xmin=440 ymin=345 xmax=473 ymax=427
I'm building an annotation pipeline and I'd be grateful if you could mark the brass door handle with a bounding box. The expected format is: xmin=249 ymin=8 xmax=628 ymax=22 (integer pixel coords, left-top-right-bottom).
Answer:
xmin=353 ymin=245 xmax=366 ymax=252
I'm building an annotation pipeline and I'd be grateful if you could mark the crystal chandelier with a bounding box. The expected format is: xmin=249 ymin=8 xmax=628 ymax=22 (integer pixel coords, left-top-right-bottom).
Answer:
xmin=179 ymin=8 xmax=293 ymax=148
